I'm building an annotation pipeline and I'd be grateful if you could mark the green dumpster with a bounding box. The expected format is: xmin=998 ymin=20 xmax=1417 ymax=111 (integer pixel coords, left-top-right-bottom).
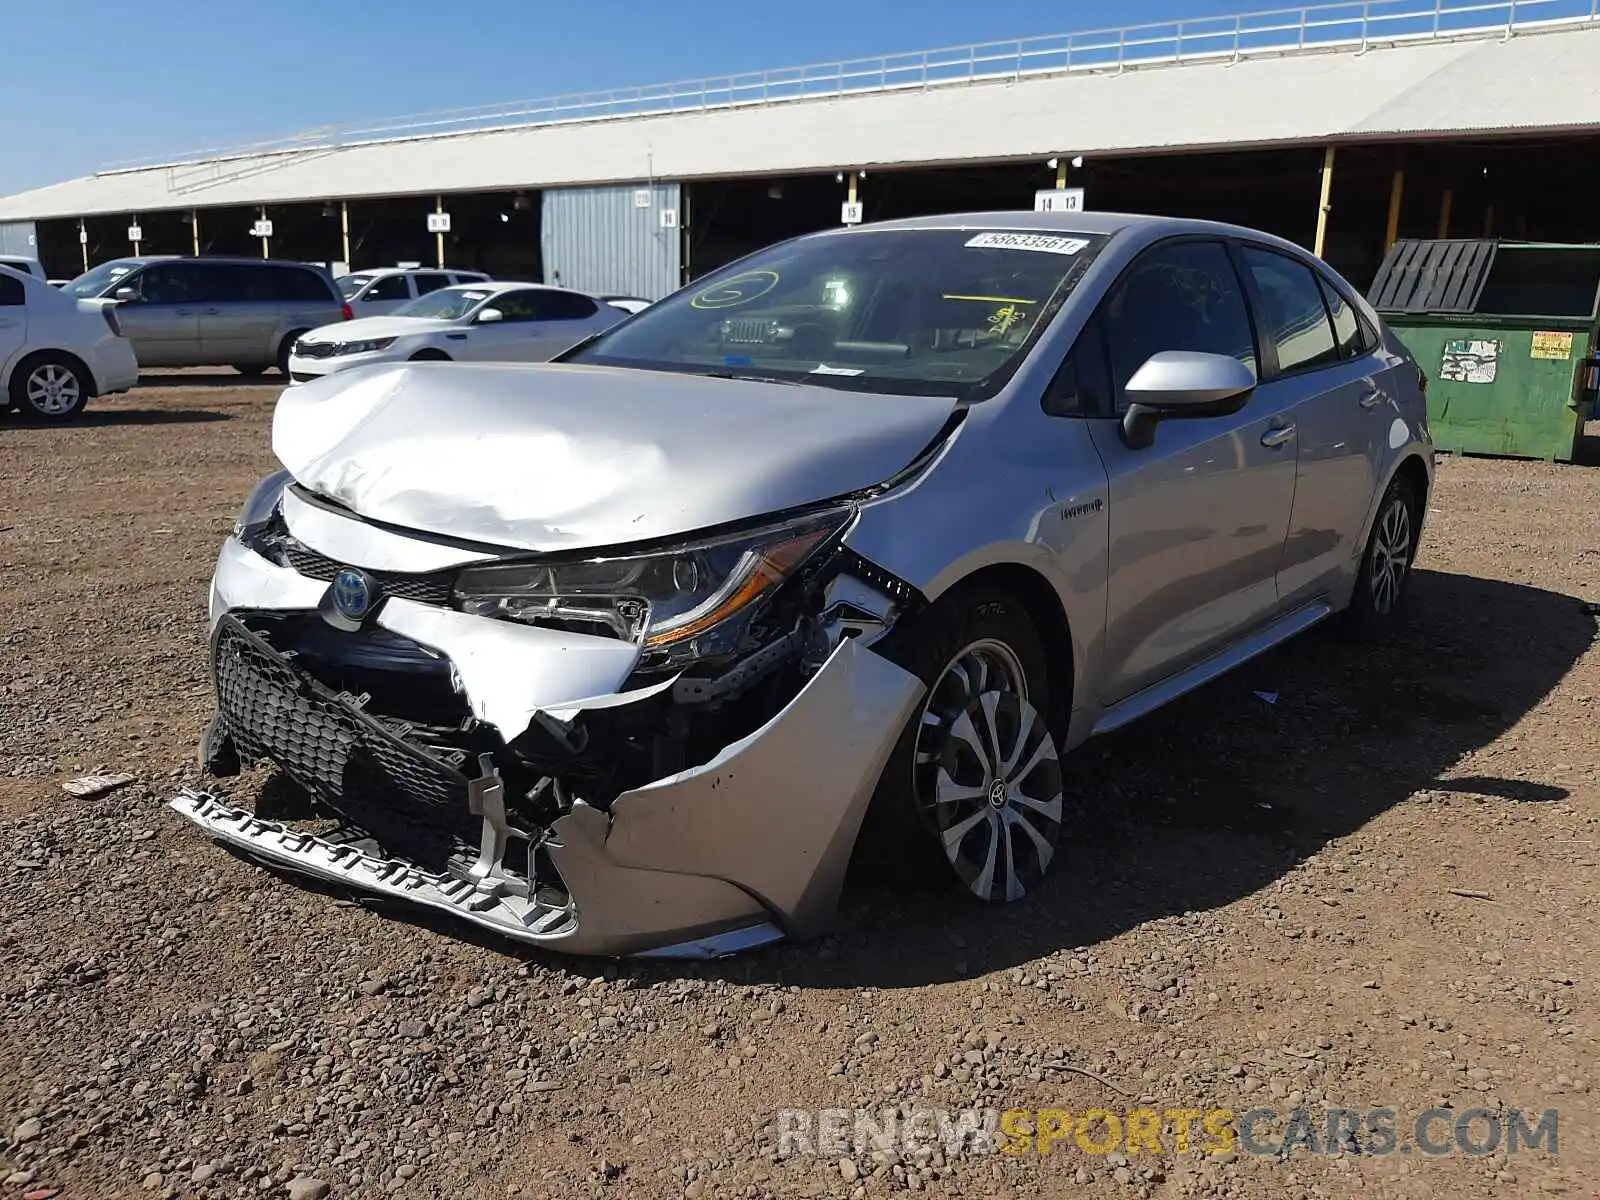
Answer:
xmin=1367 ymin=239 xmax=1600 ymax=462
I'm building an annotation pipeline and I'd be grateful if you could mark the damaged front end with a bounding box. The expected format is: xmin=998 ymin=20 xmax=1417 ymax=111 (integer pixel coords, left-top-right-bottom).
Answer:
xmin=172 ymin=480 xmax=929 ymax=958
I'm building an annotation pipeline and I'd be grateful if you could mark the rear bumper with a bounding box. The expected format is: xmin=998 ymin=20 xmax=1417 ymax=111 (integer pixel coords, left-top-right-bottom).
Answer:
xmin=95 ymin=340 xmax=139 ymax=394
xmin=178 ymin=608 xmax=923 ymax=957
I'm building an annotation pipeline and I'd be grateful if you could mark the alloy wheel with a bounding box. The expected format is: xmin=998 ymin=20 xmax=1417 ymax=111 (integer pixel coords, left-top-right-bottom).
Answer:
xmin=25 ymin=364 xmax=81 ymax=415
xmin=1369 ymin=497 xmax=1413 ymax=616
xmin=912 ymin=639 xmax=1063 ymax=902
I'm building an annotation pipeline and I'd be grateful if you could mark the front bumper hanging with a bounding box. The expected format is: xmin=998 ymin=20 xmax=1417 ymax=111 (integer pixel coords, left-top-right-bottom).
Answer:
xmin=170 ymin=614 xmax=925 ymax=958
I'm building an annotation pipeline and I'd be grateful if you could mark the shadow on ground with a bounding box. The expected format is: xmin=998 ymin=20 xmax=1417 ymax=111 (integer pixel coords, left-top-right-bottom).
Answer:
xmin=229 ymin=569 xmax=1594 ymax=986
xmin=136 ymin=372 xmax=282 ymax=390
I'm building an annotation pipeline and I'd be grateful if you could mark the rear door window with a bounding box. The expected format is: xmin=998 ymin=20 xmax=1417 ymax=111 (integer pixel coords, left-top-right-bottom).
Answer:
xmin=0 ymin=272 xmax=25 ymax=306
xmin=1317 ymin=274 xmax=1376 ymax=359
xmin=1240 ymin=245 xmax=1340 ymax=374
xmin=412 ymin=272 xmax=452 ymax=296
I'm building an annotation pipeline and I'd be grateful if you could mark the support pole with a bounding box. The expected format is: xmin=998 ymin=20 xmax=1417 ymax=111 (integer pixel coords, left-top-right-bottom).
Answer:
xmin=435 ymin=195 xmax=445 ymax=268
xmin=847 ymin=173 xmax=858 ymax=206
xmin=191 ymin=210 xmax=200 ymax=257
xmin=1055 ymin=159 xmax=1068 ymax=189
xmin=1437 ymin=189 xmax=1453 ymax=238
xmin=1312 ymin=145 xmax=1336 ymax=258
xmin=131 ymin=214 xmax=140 ymax=257
xmin=259 ymin=205 xmax=270 ymax=259
xmin=340 ymin=202 xmax=351 ymax=268
xmin=79 ymin=219 xmax=88 ymax=273
xmin=1385 ymin=168 xmax=1405 ymax=249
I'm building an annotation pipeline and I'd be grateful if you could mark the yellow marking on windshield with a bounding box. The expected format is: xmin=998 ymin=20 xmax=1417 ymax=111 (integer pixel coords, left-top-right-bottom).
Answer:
xmin=941 ymin=294 xmax=1038 ymax=304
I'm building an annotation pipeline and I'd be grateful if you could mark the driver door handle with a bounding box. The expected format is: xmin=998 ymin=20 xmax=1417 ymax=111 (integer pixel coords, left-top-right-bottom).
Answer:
xmin=176 ymin=308 xmax=196 ymax=316
xmin=1261 ymin=423 xmax=1296 ymax=448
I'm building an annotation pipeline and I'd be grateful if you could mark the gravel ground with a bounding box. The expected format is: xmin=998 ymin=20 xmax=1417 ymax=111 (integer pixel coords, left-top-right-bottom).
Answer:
xmin=1 ymin=377 xmax=1597 ymax=1200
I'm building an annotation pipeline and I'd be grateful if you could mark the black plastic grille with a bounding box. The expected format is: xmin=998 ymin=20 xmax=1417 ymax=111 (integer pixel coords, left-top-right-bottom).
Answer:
xmin=279 ymin=538 xmax=455 ymax=607
xmin=212 ymin=615 xmax=475 ymax=862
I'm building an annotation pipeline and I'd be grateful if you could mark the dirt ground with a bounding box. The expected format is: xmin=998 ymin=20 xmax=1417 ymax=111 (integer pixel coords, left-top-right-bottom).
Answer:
xmin=1 ymin=376 xmax=1596 ymax=1200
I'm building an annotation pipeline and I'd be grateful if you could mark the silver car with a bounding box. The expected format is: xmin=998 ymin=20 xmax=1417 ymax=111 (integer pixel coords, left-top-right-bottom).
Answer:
xmin=62 ymin=256 xmax=347 ymax=375
xmin=172 ymin=212 xmax=1434 ymax=959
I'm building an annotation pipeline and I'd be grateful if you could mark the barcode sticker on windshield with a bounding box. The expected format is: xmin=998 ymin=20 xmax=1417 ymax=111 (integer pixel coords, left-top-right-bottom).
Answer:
xmin=965 ymin=232 xmax=1090 ymax=255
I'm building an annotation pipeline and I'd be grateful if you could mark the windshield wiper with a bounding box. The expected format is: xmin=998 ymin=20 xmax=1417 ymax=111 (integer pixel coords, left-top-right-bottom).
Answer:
xmin=698 ymin=368 xmax=807 ymax=387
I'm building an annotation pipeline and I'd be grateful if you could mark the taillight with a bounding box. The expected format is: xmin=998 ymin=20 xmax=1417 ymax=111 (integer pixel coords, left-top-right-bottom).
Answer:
xmin=341 ymin=303 xmax=353 ymax=321
xmin=102 ymin=305 xmax=123 ymax=337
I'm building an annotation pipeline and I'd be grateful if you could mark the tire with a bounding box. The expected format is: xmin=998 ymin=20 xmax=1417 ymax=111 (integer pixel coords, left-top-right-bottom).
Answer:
xmin=10 ymin=353 xmax=90 ymax=421
xmin=409 ymin=349 xmax=451 ymax=362
xmin=277 ymin=331 xmax=309 ymax=376
xmin=857 ymin=583 xmax=1064 ymax=903
xmin=233 ymin=364 xmax=267 ymax=378
xmin=1339 ymin=474 xmax=1420 ymax=639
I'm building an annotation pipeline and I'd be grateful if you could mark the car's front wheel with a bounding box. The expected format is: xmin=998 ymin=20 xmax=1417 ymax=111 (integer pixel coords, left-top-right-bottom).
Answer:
xmin=861 ymin=584 xmax=1064 ymax=903
xmin=10 ymin=353 xmax=90 ymax=421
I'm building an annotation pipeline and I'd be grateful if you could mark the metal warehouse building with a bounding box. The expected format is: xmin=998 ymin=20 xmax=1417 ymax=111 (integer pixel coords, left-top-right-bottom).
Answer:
xmin=6 ymin=0 xmax=1600 ymax=296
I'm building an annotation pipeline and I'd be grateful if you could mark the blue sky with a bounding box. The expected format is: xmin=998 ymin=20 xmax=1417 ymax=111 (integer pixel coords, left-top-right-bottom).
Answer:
xmin=2 ymin=0 xmax=1230 ymax=197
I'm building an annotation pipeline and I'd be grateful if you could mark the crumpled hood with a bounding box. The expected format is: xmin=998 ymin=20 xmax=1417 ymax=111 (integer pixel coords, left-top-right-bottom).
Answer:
xmin=300 ymin=314 xmax=454 ymax=342
xmin=272 ymin=361 xmax=959 ymax=552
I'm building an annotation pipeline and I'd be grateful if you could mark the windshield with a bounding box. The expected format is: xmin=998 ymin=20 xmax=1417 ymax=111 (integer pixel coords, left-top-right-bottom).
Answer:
xmin=337 ymin=273 xmax=376 ymax=299
xmin=566 ymin=228 xmax=1109 ymax=397
xmin=63 ymin=260 xmax=139 ymax=299
xmin=391 ymin=286 xmax=492 ymax=321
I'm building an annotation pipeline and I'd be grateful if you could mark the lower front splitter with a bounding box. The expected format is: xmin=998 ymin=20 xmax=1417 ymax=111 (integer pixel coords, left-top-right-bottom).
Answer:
xmin=166 ymin=789 xmax=784 ymax=960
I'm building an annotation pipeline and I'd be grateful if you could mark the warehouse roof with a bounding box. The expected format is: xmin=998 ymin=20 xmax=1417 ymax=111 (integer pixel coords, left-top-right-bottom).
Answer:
xmin=5 ymin=10 xmax=1600 ymax=221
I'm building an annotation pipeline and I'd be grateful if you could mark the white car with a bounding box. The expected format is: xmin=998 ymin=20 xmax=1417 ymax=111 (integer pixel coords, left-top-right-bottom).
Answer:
xmin=287 ymin=282 xmax=625 ymax=383
xmin=337 ymin=267 xmax=493 ymax=318
xmin=1 ymin=265 xmax=138 ymax=421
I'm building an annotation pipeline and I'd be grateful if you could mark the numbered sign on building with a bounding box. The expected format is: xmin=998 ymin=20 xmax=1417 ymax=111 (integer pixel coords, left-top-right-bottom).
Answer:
xmin=841 ymin=202 xmax=864 ymax=225
xmin=1033 ymin=188 xmax=1086 ymax=214
xmin=127 ymin=224 xmax=143 ymax=243
xmin=659 ymin=208 xmax=679 ymax=229
xmin=633 ymin=189 xmax=653 ymax=208
xmin=426 ymin=211 xmax=452 ymax=234
xmin=251 ymin=218 xmax=274 ymax=239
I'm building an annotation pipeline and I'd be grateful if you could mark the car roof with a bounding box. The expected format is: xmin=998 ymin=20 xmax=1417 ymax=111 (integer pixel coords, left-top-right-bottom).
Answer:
xmin=103 ymin=255 xmax=323 ymax=268
xmin=807 ymin=209 xmax=1323 ymax=260
xmin=350 ymin=266 xmax=488 ymax=277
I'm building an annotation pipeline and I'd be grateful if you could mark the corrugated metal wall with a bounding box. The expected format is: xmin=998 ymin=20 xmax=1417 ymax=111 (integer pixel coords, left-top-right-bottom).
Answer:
xmin=540 ymin=182 xmax=681 ymax=300
xmin=0 ymin=221 xmax=38 ymax=258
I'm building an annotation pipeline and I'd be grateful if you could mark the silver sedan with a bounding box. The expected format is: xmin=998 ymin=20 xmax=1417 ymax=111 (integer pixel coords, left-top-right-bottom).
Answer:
xmin=173 ymin=211 xmax=1433 ymax=958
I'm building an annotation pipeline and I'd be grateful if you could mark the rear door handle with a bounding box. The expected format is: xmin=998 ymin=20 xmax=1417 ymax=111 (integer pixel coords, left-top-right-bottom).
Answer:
xmin=176 ymin=308 xmax=196 ymax=316
xmin=1358 ymin=387 xmax=1384 ymax=409
xmin=1261 ymin=424 xmax=1296 ymax=448
xmin=202 ymin=307 xmax=221 ymax=315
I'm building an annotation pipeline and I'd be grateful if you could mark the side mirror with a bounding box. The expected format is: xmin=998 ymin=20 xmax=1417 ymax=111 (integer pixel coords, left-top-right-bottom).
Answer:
xmin=1120 ymin=350 xmax=1257 ymax=450
xmin=476 ymin=307 xmax=504 ymax=324
xmin=112 ymin=285 xmax=138 ymax=303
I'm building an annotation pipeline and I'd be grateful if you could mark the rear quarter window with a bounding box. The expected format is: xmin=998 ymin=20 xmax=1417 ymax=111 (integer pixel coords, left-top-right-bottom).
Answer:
xmin=271 ymin=267 xmax=337 ymax=302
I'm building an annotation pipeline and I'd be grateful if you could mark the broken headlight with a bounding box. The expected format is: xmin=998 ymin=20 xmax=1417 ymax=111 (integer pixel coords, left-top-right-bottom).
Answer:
xmin=452 ymin=505 xmax=853 ymax=659
xmin=232 ymin=468 xmax=292 ymax=542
